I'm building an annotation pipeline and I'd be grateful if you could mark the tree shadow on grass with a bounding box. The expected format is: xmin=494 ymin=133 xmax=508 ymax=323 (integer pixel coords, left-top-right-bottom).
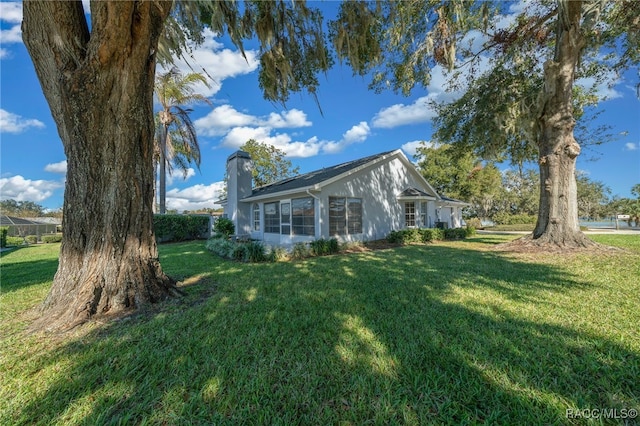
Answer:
xmin=0 ymin=247 xmax=58 ymax=294
xmin=8 ymin=243 xmax=639 ymax=425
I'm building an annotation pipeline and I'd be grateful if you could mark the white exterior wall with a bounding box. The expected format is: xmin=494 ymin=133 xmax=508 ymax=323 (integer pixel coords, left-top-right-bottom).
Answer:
xmin=319 ymin=157 xmax=435 ymax=242
xmin=240 ymin=151 xmax=466 ymax=246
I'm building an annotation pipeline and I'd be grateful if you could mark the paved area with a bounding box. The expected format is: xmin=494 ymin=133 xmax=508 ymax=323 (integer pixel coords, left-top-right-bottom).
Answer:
xmin=478 ymin=229 xmax=639 ymax=235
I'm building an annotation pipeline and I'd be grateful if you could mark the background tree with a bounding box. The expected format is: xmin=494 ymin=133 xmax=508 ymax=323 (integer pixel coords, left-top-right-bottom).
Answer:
xmin=498 ymin=169 xmax=540 ymax=217
xmin=155 ymin=67 xmax=211 ymax=214
xmin=330 ymin=0 xmax=640 ymax=250
xmin=22 ymin=0 xmax=332 ymax=331
xmin=576 ymin=172 xmax=611 ymax=220
xmin=240 ymin=139 xmax=300 ymax=187
xmin=414 ymin=142 xmax=501 ymax=221
xmin=0 ymin=200 xmax=46 ymax=217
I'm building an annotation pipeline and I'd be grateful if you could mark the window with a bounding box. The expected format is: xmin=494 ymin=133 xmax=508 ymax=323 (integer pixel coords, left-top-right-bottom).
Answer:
xmin=405 ymin=202 xmax=416 ymax=227
xmin=292 ymin=197 xmax=315 ymax=236
xmin=281 ymin=202 xmax=290 ymax=235
xmin=329 ymin=196 xmax=362 ymax=235
xmin=420 ymin=201 xmax=427 ymax=228
xmin=253 ymin=203 xmax=260 ymax=231
xmin=264 ymin=202 xmax=279 ymax=233
xmin=347 ymin=198 xmax=362 ymax=234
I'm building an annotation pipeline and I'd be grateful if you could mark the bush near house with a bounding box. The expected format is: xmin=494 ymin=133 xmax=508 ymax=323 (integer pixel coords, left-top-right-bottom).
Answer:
xmin=386 ymin=227 xmax=475 ymax=244
xmin=492 ymin=212 xmax=537 ymax=225
xmin=5 ymin=236 xmax=25 ymax=246
xmin=212 ymin=217 xmax=235 ymax=239
xmin=41 ymin=234 xmax=63 ymax=244
xmin=25 ymin=235 xmax=38 ymax=244
xmin=0 ymin=227 xmax=7 ymax=248
xmin=154 ymin=214 xmax=210 ymax=243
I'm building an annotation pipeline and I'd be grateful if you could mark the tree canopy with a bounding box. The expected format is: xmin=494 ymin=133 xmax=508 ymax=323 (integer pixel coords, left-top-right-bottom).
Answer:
xmin=240 ymin=139 xmax=300 ymax=187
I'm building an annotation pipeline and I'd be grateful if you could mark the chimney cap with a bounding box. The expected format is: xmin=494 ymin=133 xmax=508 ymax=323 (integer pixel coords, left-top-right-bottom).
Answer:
xmin=227 ymin=150 xmax=251 ymax=162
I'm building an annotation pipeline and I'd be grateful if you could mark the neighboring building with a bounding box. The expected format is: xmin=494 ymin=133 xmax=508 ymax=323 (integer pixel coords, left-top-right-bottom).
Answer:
xmin=0 ymin=215 xmax=61 ymax=240
xmin=221 ymin=149 xmax=469 ymax=246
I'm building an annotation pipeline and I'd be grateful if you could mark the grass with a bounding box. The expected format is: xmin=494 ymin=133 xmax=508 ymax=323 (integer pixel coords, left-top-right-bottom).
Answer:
xmin=1 ymin=235 xmax=639 ymax=425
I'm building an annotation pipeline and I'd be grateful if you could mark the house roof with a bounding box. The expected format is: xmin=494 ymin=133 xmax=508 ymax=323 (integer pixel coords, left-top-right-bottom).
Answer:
xmin=438 ymin=195 xmax=471 ymax=206
xmin=0 ymin=215 xmax=52 ymax=226
xmin=243 ymin=150 xmax=401 ymax=201
xmin=397 ymin=187 xmax=436 ymax=199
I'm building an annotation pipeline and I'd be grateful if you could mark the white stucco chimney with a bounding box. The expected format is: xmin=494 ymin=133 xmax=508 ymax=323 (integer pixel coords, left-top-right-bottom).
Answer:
xmin=226 ymin=150 xmax=253 ymax=235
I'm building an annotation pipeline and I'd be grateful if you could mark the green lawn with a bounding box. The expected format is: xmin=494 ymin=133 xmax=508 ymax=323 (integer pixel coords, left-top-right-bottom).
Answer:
xmin=1 ymin=235 xmax=639 ymax=425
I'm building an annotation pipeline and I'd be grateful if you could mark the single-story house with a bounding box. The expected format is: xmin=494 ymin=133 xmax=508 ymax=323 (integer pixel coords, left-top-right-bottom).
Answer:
xmin=221 ymin=149 xmax=469 ymax=246
xmin=0 ymin=215 xmax=61 ymax=240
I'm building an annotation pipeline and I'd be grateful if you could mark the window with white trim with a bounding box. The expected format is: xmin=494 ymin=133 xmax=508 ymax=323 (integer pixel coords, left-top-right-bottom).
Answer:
xmin=292 ymin=197 xmax=315 ymax=236
xmin=253 ymin=203 xmax=260 ymax=231
xmin=405 ymin=202 xmax=416 ymax=227
xmin=264 ymin=202 xmax=279 ymax=233
xmin=329 ymin=196 xmax=362 ymax=235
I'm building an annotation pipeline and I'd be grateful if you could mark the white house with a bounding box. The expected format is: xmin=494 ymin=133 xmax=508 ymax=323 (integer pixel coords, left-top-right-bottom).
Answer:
xmin=222 ymin=149 xmax=469 ymax=246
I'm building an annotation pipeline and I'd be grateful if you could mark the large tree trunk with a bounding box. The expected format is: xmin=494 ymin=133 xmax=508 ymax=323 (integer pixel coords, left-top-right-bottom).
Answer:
xmin=527 ymin=0 xmax=596 ymax=249
xmin=22 ymin=0 xmax=180 ymax=332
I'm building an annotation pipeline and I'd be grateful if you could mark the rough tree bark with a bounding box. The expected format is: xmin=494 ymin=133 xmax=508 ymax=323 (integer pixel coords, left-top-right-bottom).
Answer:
xmin=22 ymin=0 xmax=180 ymax=332
xmin=524 ymin=0 xmax=597 ymax=249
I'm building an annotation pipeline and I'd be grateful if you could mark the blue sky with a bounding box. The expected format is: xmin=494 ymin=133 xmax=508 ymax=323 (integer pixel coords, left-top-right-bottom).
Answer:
xmin=1 ymin=1 xmax=639 ymax=212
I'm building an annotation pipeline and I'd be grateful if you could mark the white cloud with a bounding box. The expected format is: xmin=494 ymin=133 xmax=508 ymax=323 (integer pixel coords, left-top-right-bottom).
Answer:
xmin=166 ymin=167 xmax=196 ymax=186
xmin=219 ymin=119 xmax=372 ymax=158
xmin=624 ymin=142 xmax=638 ymax=151
xmin=0 ymin=2 xmax=22 ymax=24
xmin=0 ymin=48 xmax=9 ymax=59
xmin=0 ymin=175 xmax=62 ymax=202
xmin=372 ymin=96 xmax=436 ymax=128
xmin=401 ymin=140 xmax=431 ymax=158
xmin=159 ymin=28 xmax=258 ymax=98
xmin=265 ymin=109 xmax=312 ymax=128
xmin=44 ymin=160 xmax=68 ymax=174
xmin=166 ymin=181 xmax=225 ymax=211
xmin=195 ymin=105 xmax=311 ymax=137
xmin=0 ymin=108 xmax=45 ymax=133
xmin=342 ymin=121 xmax=370 ymax=143
xmin=0 ymin=24 xmax=21 ymax=43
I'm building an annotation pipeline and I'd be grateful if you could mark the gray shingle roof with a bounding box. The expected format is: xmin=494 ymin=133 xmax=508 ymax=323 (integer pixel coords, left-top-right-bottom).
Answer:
xmin=246 ymin=150 xmax=397 ymax=199
xmin=398 ymin=187 xmax=432 ymax=197
xmin=0 ymin=215 xmax=46 ymax=226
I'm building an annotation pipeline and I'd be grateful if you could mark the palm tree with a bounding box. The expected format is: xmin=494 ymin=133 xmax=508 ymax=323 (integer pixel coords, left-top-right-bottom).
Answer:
xmin=154 ymin=67 xmax=212 ymax=214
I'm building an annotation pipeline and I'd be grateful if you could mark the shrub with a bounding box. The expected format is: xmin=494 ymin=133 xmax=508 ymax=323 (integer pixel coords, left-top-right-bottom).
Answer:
xmin=309 ymin=238 xmax=329 ymax=256
xmin=154 ymin=214 xmax=210 ymax=242
xmin=231 ymin=244 xmax=248 ymax=262
xmin=492 ymin=212 xmax=537 ymax=225
xmin=421 ymin=228 xmax=444 ymax=242
xmin=245 ymin=241 xmax=266 ymax=262
xmin=42 ymin=233 xmax=63 ymax=243
xmin=213 ymin=217 xmax=235 ymax=239
xmin=6 ymin=236 xmax=24 ymax=246
xmin=0 ymin=227 xmax=7 ymax=248
xmin=465 ymin=217 xmax=482 ymax=230
xmin=267 ymin=246 xmax=288 ymax=262
xmin=205 ymin=237 xmax=235 ymax=259
xmin=444 ymin=228 xmax=467 ymax=240
xmin=328 ymin=238 xmax=340 ymax=254
xmin=290 ymin=242 xmax=310 ymax=260
xmin=26 ymin=235 xmax=38 ymax=244
xmin=465 ymin=226 xmax=477 ymax=237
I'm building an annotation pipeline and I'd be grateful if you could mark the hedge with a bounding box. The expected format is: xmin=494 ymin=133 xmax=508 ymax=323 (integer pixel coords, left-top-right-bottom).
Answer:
xmin=386 ymin=227 xmax=474 ymax=244
xmin=0 ymin=227 xmax=7 ymax=248
xmin=154 ymin=214 xmax=211 ymax=243
xmin=42 ymin=233 xmax=63 ymax=243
